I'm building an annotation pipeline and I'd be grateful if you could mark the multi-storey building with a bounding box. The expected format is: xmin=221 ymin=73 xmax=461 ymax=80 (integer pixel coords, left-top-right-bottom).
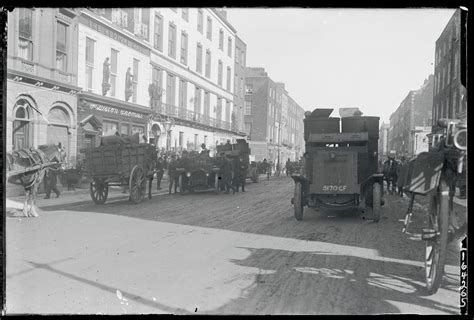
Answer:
xmin=233 ymin=34 xmax=247 ymax=133
xmin=244 ymin=67 xmax=304 ymax=164
xmin=432 ymin=9 xmax=467 ymax=130
xmin=378 ymin=122 xmax=389 ymax=158
xmin=6 ymin=8 xmax=81 ymax=163
xmin=74 ymin=8 xmax=244 ymax=159
xmin=388 ymin=75 xmax=434 ymax=158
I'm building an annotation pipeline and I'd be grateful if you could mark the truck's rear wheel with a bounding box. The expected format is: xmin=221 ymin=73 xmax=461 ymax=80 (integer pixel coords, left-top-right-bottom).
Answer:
xmin=294 ymin=182 xmax=304 ymax=221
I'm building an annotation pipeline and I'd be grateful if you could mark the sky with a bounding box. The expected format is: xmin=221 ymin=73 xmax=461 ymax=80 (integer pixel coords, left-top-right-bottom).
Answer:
xmin=225 ymin=8 xmax=456 ymax=124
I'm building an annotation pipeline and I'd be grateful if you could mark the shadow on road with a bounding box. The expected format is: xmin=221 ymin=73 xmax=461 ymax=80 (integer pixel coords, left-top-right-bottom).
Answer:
xmin=206 ymin=247 xmax=459 ymax=315
xmin=35 ymin=177 xmax=461 ymax=284
xmin=26 ymin=260 xmax=192 ymax=315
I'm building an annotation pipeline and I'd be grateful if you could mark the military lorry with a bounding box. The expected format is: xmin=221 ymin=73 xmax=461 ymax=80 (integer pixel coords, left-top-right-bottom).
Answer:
xmin=291 ymin=108 xmax=384 ymax=221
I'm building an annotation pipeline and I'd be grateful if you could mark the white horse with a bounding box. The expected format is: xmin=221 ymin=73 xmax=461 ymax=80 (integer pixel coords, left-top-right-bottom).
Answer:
xmin=7 ymin=144 xmax=66 ymax=217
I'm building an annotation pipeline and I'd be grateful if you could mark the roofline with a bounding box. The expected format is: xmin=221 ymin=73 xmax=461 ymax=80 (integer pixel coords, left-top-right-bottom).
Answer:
xmin=210 ymin=8 xmax=237 ymax=33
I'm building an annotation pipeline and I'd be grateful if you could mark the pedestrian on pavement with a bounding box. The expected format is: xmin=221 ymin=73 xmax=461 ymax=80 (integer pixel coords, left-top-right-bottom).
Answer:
xmin=221 ymin=156 xmax=235 ymax=194
xmin=286 ymin=158 xmax=291 ymax=176
xmin=155 ymin=156 xmax=164 ymax=190
xmin=396 ymin=156 xmax=408 ymax=197
xmin=43 ymin=166 xmax=61 ymax=199
xmin=234 ymin=156 xmax=247 ymax=192
xmin=168 ymin=155 xmax=179 ymax=194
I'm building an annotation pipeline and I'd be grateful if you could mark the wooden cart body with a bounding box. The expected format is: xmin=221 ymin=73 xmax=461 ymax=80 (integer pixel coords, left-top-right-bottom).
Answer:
xmin=81 ymin=143 xmax=156 ymax=204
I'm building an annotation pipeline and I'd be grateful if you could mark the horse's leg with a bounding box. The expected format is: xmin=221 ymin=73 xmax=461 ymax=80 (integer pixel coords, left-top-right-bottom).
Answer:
xmin=23 ymin=190 xmax=30 ymax=217
xmin=30 ymin=171 xmax=44 ymax=217
xmin=30 ymin=183 xmax=39 ymax=217
xmin=148 ymin=176 xmax=153 ymax=199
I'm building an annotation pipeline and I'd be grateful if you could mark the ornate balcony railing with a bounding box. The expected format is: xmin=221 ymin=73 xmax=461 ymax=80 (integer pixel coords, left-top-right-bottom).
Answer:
xmin=151 ymin=100 xmax=233 ymax=132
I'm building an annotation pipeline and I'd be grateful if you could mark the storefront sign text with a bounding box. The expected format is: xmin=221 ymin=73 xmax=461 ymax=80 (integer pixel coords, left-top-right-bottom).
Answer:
xmin=89 ymin=103 xmax=144 ymax=119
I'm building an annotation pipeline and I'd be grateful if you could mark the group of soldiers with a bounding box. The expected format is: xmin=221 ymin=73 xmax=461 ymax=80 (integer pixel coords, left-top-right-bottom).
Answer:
xmin=153 ymin=142 xmax=248 ymax=195
xmin=381 ymin=150 xmax=409 ymax=196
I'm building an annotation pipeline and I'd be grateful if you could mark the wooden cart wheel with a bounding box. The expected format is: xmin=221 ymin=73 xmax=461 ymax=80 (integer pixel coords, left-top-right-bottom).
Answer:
xmin=294 ymin=182 xmax=304 ymax=221
xmin=179 ymin=174 xmax=185 ymax=195
xmin=129 ymin=165 xmax=146 ymax=204
xmin=90 ymin=179 xmax=109 ymax=204
xmin=372 ymin=182 xmax=381 ymax=222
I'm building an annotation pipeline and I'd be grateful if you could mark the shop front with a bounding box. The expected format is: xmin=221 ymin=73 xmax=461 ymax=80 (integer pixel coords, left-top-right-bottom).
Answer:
xmin=77 ymin=92 xmax=151 ymax=159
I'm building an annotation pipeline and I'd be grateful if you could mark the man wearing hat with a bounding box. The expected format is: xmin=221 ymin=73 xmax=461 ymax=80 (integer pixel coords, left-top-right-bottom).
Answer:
xmin=167 ymin=154 xmax=179 ymax=194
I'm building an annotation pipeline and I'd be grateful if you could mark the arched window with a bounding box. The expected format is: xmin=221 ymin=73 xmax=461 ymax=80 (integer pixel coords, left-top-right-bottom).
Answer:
xmin=47 ymin=106 xmax=71 ymax=160
xmin=12 ymin=98 xmax=34 ymax=150
xmin=48 ymin=106 xmax=70 ymax=125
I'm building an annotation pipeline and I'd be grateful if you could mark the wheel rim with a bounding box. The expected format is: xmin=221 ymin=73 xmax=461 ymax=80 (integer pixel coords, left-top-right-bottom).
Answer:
xmin=90 ymin=180 xmax=108 ymax=204
xmin=130 ymin=166 xmax=145 ymax=203
xmin=425 ymin=177 xmax=449 ymax=293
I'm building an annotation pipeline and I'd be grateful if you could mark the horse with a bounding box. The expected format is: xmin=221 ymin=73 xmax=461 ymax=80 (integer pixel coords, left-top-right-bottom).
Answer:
xmin=7 ymin=144 xmax=66 ymax=217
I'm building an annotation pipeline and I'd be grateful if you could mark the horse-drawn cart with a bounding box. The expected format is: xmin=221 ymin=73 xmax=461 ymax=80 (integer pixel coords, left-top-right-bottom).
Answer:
xmin=81 ymin=143 xmax=156 ymax=204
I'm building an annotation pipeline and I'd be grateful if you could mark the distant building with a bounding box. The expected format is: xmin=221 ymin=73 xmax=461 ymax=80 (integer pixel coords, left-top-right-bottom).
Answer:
xmin=432 ymin=9 xmax=467 ymax=130
xmin=411 ymin=126 xmax=431 ymax=156
xmin=388 ymin=75 xmax=434 ymax=158
xmin=378 ymin=122 xmax=389 ymax=158
xmin=233 ymin=35 xmax=247 ymax=134
xmin=244 ymin=67 xmax=304 ymax=163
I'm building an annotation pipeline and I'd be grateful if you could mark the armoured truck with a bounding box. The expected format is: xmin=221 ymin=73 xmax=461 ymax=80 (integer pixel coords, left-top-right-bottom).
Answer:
xmin=291 ymin=108 xmax=384 ymax=221
xmin=216 ymin=139 xmax=259 ymax=183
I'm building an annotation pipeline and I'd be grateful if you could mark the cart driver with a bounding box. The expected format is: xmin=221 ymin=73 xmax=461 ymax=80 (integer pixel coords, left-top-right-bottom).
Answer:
xmin=200 ymin=143 xmax=210 ymax=156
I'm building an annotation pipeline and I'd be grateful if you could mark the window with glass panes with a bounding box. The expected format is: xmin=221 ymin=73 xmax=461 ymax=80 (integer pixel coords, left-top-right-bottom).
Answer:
xmin=180 ymin=32 xmax=188 ymax=65
xmin=216 ymin=98 xmax=222 ymax=120
xmin=85 ymin=37 xmax=95 ymax=90
xmin=227 ymin=37 xmax=232 ymax=57
xmin=206 ymin=17 xmax=212 ymax=40
xmin=204 ymin=91 xmax=210 ymax=116
xmin=182 ymin=8 xmax=189 ymax=21
xmin=154 ymin=14 xmax=163 ymax=51
xmin=166 ymin=73 xmax=176 ymax=105
xmin=219 ymin=29 xmax=224 ymax=50
xmin=103 ymin=120 xmax=118 ymax=136
xmin=178 ymin=79 xmax=187 ymax=109
xmin=168 ymin=23 xmax=177 ymax=58
xmin=226 ymin=67 xmax=231 ymax=91
xmin=120 ymin=123 xmax=130 ymax=135
xmin=205 ymin=49 xmax=211 ymax=78
xmin=245 ymin=123 xmax=251 ymax=135
xmin=196 ymin=43 xmax=203 ymax=73
xmin=56 ymin=21 xmax=67 ymax=71
xmin=18 ymin=8 xmax=33 ymax=61
xmin=194 ymin=86 xmax=201 ymax=114
xmin=110 ymin=49 xmax=118 ymax=96
xmin=197 ymin=9 xmax=203 ymax=33
xmin=132 ymin=125 xmax=145 ymax=135
xmin=225 ymin=100 xmax=231 ymax=123
xmin=152 ymin=66 xmax=162 ymax=89
xmin=218 ymin=60 xmax=223 ymax=86
xmin=133 ymin=58 xmax=139 ymax=103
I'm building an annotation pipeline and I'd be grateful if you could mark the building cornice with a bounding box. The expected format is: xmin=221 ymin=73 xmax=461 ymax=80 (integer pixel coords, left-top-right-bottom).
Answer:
xmin=7 ymin=69 xmax=82 ymax=95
